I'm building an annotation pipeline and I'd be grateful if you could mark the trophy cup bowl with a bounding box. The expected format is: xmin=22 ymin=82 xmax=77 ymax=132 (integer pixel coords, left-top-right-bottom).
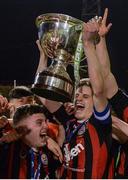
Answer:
xmin=31 ymin=13 xmax=84 ymax=102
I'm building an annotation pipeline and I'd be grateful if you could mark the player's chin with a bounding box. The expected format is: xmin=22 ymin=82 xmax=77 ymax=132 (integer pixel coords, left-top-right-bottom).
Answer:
xmin=75 ymin=110 xmax=83 ymax=118
xmin=37 ymin=141 xmax=47 ymax=148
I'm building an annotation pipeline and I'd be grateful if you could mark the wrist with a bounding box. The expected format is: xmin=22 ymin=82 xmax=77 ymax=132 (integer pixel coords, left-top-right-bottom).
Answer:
xmin=83 ymin=41 xmax=96 ymax=51
xmin=83 ymin=40 xmax=95 ymax=47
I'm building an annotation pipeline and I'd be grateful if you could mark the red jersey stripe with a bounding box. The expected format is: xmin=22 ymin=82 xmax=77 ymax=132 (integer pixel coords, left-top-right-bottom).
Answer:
xmin=88 ymin=123 xmax=100 ymax=178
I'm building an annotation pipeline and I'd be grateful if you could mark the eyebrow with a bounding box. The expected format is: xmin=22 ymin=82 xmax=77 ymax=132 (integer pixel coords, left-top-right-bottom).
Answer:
xmin=36 ymin=118 xmax=47 ymax=122
xmin=76 ymin=92 xmax=91 ymax=97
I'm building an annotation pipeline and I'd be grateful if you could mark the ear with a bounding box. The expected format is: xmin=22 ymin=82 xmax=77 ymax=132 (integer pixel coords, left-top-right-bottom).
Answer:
xmin=8 ymin=102 xmax=16 ymax=118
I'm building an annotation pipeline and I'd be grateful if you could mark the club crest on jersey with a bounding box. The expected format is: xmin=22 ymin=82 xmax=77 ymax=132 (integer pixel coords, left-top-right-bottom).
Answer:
xmin=41 ymin=154 xmax=48 ymax=165
xmin=77 ymin=125 xmax=86 ymax=135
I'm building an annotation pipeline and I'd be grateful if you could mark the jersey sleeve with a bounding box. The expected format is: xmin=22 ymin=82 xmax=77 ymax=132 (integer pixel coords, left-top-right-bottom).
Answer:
xmin=93 ymin=103 xmax=111 ymax=124
xmin=91 ymin=103 xmax=112 ymax=145
xmin=109 ymin=89 xmax=128 ymax=122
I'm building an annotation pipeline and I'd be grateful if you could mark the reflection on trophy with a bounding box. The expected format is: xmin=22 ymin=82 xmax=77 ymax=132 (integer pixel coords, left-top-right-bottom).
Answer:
xmin=31 ymin=13 xmax=85 ymax=102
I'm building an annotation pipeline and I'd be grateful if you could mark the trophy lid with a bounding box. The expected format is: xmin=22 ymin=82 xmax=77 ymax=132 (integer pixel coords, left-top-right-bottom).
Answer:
xmin=36 ymin=13 xmax=83 ymax=28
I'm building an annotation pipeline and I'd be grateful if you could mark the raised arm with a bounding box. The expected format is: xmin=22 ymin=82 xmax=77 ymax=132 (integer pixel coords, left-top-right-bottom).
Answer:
xmin=35 ymin=40 xmax=48 ymax=74
xmin=83 ymin=21 xmax=108 ymax=112
xmin=95 ymin=8 xmax=118 ymax=99
xmin=94 ymin=9 xmax=128 ymax=122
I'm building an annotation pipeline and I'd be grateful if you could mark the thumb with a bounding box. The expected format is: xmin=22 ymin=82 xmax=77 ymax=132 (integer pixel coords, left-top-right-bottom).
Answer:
xmin=107 ymin=23 xmax=112 ymax=32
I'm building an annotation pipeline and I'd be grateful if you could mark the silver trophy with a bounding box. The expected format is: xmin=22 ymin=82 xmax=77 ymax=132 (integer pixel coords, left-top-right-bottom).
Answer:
xmin=31 ymin=13 xmax=85 ymax=102
xmin=32 ymin=13 xmax=100 ymax=102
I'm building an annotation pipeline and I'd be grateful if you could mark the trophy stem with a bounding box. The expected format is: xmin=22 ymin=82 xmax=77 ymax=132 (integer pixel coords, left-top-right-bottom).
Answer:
xmin=53 ymin=60 xmax=66 ymax=70
xmin=48 ymin=60 xmax=70 ymax=81
xmin=31 ymin=59 xmax=73 ymax=102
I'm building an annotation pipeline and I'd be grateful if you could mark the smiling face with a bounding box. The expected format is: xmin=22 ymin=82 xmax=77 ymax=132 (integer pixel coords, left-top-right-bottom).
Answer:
xmin=74 ymin=85 xmax=93 ymax=121
xmin=16 ymin=113 xmax=48 ymax=149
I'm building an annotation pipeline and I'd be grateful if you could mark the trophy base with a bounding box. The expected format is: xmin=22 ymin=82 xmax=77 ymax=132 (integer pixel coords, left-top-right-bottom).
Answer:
xmin=31 ymin=85 xmax=72 ymax=102
xmin=31 ymin=70 xmax=73 ymax=103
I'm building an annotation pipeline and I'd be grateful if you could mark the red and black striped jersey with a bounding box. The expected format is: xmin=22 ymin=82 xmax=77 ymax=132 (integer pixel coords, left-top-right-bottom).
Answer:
xmin=114 ymin=142 xmax=128 ymax=178
xmin=109 ymin=89 xmax=128 ymax=178
xmin=57 ymin=104 xmax=112 ymax=179
xmin=0 ymin=140 xmax=60 ymax=179
xmin=106 ymin=139 xmax=121 ymax=178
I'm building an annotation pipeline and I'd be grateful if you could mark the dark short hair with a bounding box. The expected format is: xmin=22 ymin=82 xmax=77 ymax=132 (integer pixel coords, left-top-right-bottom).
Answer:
xmin=13 ymin=104 xmax=51 ymax=125
xmin=9 ymin=86 xmax=33 ymax=100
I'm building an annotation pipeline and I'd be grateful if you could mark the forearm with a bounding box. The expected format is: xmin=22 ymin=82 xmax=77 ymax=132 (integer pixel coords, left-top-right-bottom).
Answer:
xmin=37 ymin=96 xmax=62 ymax=113
xmin=36 ymin=54 xmax=47 ymax=74
xmin=112 ymin=115 xmax=128 ymax=143
xmin=96 ymin=38 xmax=118 ymax=99
xmin=96 ymin=37 xmax=111 ymax=79
xmin=84 ymin=41 xmax=104 ymax=95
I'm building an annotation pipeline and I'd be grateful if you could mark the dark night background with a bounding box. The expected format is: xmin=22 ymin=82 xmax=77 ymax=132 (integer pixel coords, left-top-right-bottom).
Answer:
xmin=0 ymin=0 xmax=128 ymax=92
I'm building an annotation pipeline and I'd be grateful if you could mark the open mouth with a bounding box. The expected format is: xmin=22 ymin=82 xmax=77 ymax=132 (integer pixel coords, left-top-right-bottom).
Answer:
xmin=76 ymin=103 xmax=85 ymax=111
xmin=40 ymin=132 xmax=47 ymax=139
